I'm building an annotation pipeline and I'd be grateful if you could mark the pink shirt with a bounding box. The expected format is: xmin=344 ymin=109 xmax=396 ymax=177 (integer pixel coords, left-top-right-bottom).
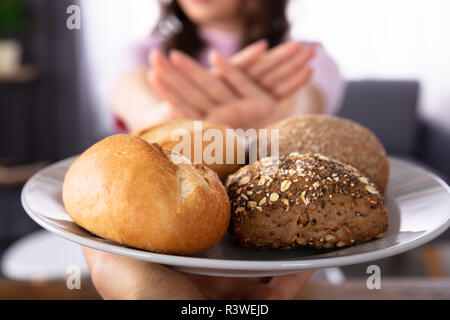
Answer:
xmin=115 ymin=28 xmax=345 ymax=130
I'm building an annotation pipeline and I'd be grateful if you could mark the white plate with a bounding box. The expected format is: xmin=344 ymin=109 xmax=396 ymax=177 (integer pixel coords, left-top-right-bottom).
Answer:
xmin=22 ymin=157 xmax=450 ymax=277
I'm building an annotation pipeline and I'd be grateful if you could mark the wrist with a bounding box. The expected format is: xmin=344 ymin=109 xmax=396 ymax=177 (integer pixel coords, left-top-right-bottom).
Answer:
xmin=131 ymin=102 xmax=179 ymax=131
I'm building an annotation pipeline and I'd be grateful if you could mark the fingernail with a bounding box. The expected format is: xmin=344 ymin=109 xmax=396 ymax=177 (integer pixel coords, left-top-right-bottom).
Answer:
xmin=213 ymin=50 xmax=225 ymax=63
xmin=169 ymin=49 xmax=181 ymax=60
xmin=208 ymin=49 xmax=219 ymax=64
xmin=148 ymin=72 xmax=156 ymax=84
xmin=149 ymin=51 xmax=158 ymax=63
xmin=150 ymin=51 xmax=163 ymax=65
xmin=258 ymin=39 xmax=269 ymax=47
xmin=150 ymin=69 xmax=158 ymax=81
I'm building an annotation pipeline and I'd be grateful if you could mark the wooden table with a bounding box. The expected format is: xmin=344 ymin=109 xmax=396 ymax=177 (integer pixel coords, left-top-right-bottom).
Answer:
xmin=299 ymin=277 xmax=450 ymax=300
xmin=1 ymin=277 xmax=449 ymax=300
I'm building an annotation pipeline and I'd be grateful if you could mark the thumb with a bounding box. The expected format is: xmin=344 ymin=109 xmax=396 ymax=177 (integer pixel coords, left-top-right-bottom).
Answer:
xmin=248 ymin=270 xmax=315 ymax=300
xmin=83 ymin=247 xmax=205 ymax=300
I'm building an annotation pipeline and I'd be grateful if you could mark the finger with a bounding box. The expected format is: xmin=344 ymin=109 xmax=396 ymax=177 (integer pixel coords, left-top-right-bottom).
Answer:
xmin=229 ymin=39 xmax=268 ymax=69
xmin=152 ymin=51 xmax=213 ymax=112
xmin=82 ymin=246 xmax=99 ymax=271
xmin=149 ymin=70 xmax=202 ymax=119
xmin=248 ymin=42 xmax=301 ymax=78
xmin=249 ymin=270 xmax=315 ymax=300
xmin=273 ymin=67 xmax=313 ymax=98
xmin=184 ymin=274 xmax=264 ymax=299
xmin=82 ymin=247 xmax=204 ymax=300
xmin=151 ymin=51 xmax=214 ymax=113
xmin=210 ymin=51 xmax=274 ymax=101
xmin=169 ymin=50 xmax=236 ymax=103
xmin=260 ymin=46 xmax=315 ymax=88
xmin=205 ymin=98 xmax=273 ymax=130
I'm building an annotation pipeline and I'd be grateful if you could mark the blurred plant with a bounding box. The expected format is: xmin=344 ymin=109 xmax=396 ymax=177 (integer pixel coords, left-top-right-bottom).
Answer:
xmin=0 ymin=0 xmax=29 ymax=37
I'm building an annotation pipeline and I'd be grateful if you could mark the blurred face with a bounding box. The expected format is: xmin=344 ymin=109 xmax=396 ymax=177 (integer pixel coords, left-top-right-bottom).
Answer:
xmin=177 ymin=0 xmax=243 ymax=28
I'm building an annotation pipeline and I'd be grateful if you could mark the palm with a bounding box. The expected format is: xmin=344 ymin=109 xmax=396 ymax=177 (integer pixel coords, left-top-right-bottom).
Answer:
xmin=184 ymin=274 xmax=267 ymax=299
xmin=83 ymin=247 xmax=313 ymax=300
xmin=174 ymin=269 xmax=314 ymax=300
xmin=175 ymin=270 xmax=314 ymax=300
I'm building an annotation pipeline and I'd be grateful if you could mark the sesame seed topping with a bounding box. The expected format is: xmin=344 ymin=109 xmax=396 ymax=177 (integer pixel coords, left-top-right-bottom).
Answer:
xmin=358 ymin=176 xmax=369 ymax=184
xmin=239 ymin=176 xmax=250 ymax=186
xmin=258 ymin=177 xmax=266 ymax=186
xmin=270 ymin=193 xmax=279 ymax=202
xmin=280 ymin=180 xmax=292 ymax=192
xmin=300 ymin=191 xmax=309 ymax=206
xmin=365 ymin=184 xmax=379 ymax=194
xmin=247 ymin=201 xmax=257 ymax=208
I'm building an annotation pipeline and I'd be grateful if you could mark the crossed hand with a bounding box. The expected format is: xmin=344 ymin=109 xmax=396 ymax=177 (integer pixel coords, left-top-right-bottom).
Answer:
xmin=149 ymin=40 xmax=315 ymax=129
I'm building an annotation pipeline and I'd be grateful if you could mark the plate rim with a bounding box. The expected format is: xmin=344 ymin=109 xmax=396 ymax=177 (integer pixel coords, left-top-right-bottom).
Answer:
xmin=21 ymin=156 xmax=450 ymax=271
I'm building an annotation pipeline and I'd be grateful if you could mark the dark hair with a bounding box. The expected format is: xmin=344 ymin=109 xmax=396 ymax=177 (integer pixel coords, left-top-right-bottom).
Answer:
xmin=154 ymin=0 xmax=290 ymax=58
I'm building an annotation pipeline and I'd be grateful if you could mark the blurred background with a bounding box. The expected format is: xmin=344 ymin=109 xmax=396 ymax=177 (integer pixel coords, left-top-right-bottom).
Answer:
xmin=0 ymin=0 xmax=449 ymax=299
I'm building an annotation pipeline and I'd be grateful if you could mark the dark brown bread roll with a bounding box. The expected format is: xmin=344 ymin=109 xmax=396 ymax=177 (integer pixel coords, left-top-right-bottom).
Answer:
xmin=226 ymin=153 xmax=388 ymax=250
xmin=266 ymin=115 xmax=389 ymax=193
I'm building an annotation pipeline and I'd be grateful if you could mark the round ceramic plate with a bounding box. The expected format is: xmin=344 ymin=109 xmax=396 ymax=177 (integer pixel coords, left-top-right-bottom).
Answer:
xmin=22 ymin=157 xmax=450 ymax=277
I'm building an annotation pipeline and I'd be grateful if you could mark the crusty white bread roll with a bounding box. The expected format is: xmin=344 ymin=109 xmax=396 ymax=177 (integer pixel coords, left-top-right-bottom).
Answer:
xmin=62 ymin=134 xmax=230 ymax=255
xmin=266 ymin=115 xmax=389 ymax=193
xmin=134 ymin=120 xmax=244 ymax=182
xmin=226 ymin=153 xmax=388 ymax=249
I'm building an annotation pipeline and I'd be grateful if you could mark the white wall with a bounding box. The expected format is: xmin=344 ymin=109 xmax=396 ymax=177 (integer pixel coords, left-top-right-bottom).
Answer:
xmin=79 ymin=0 xmax=159 ymax=135
xmin=80 ymin=0 xmax=450 ymax=133
xmin=289 ymin=0 xmax=450 ymax=131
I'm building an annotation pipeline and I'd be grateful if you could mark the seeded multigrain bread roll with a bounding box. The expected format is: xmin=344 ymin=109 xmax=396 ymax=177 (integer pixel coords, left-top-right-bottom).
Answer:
xmin=63 ymin=134 xmax=230 ymax=255
xmin=226 ymin=153 xmax=388 ymax=250
xmin=134 ymin=120 xmax=244 ymax=182
xmin=266 ymin=115 xmax=389 ymax=193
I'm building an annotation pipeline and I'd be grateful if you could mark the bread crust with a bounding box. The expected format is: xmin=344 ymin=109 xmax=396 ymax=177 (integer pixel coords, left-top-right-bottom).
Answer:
xmin=63 ymin=134 xmax=230 ymax=255
xmin=266 ymin=115 xmax=389 ymax=193
xmin=134 ymin=120 xmax=244 ymax=182
xmin=226 ymin=153 xmax=388 ymax=249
